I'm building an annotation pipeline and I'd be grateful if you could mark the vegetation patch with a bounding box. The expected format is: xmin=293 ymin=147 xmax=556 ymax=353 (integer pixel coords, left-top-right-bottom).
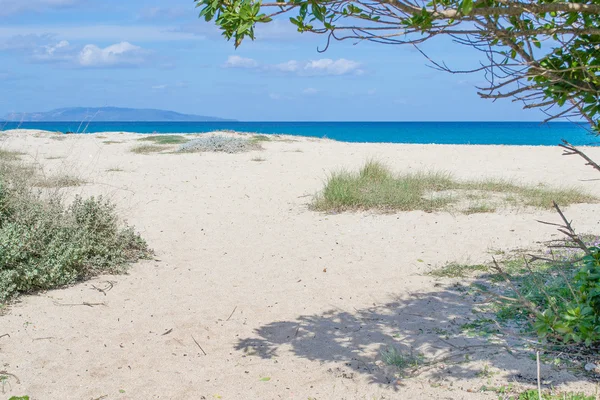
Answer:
xmin=251 ymin=157 xmax=266 ymax=162
xmin=177 ymin=135 xmax=262 ymax=154
xmin=0 ymin=159 xmax=152 ymax=303
xmin=35 ymin=174 xmax=85 ymax=188
xmin=250 ymin=135 xmax=272 ymax=143
xmin=312 ymin=160 xmax=595 ymax=213
xmin=130 ymin=144 xmax=169 ymax=154
xmin=429 ymin=262 xmax=488 ymax=278
xmin=137 ymin=135 xmax=190 ymax=145
xmin=441 ymin=233 xmax=600 ymax=373
xmin=380 ymin=346 xmax=424 ymax=372
xmin=0 ymin=149 xmax=25 ymax=162
xmin=103 ymin=140 xmax=123 ymax=145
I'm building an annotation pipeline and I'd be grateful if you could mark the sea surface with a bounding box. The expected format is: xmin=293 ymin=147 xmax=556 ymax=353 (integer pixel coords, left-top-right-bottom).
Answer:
xmin=1 ymin=121 xmax=598 ymax=146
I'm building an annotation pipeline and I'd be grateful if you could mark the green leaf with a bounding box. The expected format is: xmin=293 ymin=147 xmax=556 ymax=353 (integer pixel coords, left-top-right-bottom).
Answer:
xmin=260 ymin=377 xmax=271 ymax=381
xmin=461 ymin=0 xmax=473 ymax=15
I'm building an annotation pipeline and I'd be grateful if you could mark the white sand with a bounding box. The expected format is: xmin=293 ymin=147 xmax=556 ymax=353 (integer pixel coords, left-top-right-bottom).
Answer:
xmin=1 ymin=130 xmax=600 ymax=399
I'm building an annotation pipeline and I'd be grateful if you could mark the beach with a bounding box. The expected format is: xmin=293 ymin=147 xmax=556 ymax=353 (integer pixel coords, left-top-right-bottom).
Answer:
xmin=1 ymin=129 xmax=600 ymax=399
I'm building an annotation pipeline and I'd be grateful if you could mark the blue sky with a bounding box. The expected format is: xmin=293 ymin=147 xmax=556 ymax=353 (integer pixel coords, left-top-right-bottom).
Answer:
xmin=0 ymin=0 xmax=548 ymax=121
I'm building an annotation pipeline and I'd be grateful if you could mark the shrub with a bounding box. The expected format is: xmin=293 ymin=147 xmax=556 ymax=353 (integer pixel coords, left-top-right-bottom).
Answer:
xmin=177 ymin=135 xmax=262 ymax=153
xmin=0 ymin=163 xmax=151 ymax=302
xmin=464 ymin=236 xmax=600 ymax=348
xmin=532 ymin=247 xmax=600 ymax=346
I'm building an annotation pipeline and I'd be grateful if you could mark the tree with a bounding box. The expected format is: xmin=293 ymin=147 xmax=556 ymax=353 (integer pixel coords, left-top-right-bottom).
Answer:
xmin=194 ymin=0 xmax=600 ymax=130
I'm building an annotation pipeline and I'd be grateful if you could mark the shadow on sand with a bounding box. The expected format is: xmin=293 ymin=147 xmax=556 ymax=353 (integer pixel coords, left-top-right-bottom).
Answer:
xmin=235 ymin=283 xmax=590 ymax=390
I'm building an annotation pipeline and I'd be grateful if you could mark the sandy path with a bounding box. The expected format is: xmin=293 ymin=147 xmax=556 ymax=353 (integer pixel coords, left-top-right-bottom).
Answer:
xmin=1 ymin=131 xmax=599 ymax=399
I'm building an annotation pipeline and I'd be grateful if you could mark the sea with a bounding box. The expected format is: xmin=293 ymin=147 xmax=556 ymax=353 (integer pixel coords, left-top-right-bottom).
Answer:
xmin=1 ymin=121 xmax=598 ymax=146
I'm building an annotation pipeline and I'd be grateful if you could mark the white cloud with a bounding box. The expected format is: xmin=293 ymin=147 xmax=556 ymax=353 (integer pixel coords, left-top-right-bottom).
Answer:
xmin=0 ymin=34 xmax=149 ymax=68
xmin=152 ymin=84 xmax=168 ymax=90
xmin=301 ymin=58 xmax=363 ymax=76
xmin=224 ymin=55 xmax=259 ymax=69
xmin=224 ymin=56 xmax=364 ymax=76
xmin=302 ymin=87 xmax=319 ymax=95
xmin=78 ymin=42 xmax=147 ymax=68
xmin=0 ymin=0 xmax=79 ymax=16
xmin=274 ymin=60 xmax=299 ymax=73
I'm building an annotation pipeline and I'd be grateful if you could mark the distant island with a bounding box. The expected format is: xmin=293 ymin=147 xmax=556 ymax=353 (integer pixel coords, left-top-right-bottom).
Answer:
xmin=2 ymin=107 xmax=233 ymax=122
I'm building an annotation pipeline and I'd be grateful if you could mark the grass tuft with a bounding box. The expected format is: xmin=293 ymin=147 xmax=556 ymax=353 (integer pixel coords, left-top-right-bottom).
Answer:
xmin=0 ymin=149 xmax=26 ymax=161
xmin=380 ymin=346 xmax=424 ymax=370
xmin=250 ymin=135 xmax=272 ymax=143
xmin=130 ymin=144 xmax=168 ymax=154
xmin=312 ymin=160 xmax=596 ymax=213
xmin=35 ymin=175 xmax=85 ymax=188
xmin=137 ymin=135 xmax=190 ymax=145
xmin=312 ymin=161 xmax=455 ymax=212
xmin=429 ymin=262 xmax=489 ymax=278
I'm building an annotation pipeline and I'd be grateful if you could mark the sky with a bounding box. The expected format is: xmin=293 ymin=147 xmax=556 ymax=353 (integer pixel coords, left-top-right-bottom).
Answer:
xmin=0 ymin=0 xmax=550 ymax=121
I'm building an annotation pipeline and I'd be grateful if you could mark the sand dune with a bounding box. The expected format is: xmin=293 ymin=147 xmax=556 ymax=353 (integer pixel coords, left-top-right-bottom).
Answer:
xmin=1 ymin=130 xmax=599 ymax=399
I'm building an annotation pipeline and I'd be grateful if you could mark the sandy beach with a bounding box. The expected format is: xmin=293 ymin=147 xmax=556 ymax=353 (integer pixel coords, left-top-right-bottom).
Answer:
xmin=1 ymin=130 xmax=600 ymax=399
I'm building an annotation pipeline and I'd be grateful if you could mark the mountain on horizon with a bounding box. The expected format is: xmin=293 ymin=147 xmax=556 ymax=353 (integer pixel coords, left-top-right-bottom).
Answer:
xmin=2 ymin=107 xmax=233 ymax=122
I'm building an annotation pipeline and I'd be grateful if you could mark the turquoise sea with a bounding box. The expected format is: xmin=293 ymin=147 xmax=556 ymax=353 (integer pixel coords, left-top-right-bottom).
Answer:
xmin=1 ymin=121 xmax=598 ymax=146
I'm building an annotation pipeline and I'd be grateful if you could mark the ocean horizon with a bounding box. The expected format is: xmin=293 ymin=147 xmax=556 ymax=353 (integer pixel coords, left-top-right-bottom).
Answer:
xmin=2 ymin=121 xmax=598 ymax=146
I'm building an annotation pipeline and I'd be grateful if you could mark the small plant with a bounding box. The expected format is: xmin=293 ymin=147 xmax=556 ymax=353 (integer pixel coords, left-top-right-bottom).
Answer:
xmin=106 ymin=168 xmax=125 ymax=172
xmin=103 ymin=140 xmax=123 ymax=145
xmin=380 ymin=346 xmax=423 ymax=370
xmin=251 ymin=157 xmax=266 ymax=162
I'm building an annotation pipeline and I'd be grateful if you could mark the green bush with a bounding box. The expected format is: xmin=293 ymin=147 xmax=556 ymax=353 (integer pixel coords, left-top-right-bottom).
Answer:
xmin=0 ymin=167 xmax=151 ymax=302
xmin=533 ymin=248 xmax=600 ymax=346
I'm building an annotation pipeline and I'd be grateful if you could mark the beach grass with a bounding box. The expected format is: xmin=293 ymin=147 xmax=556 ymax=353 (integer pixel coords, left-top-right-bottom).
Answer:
xmin=312 ymin=160 xmax=596 ymax=213
xmin=0 ymin=149 xmax=26 ymax=161
xmin=138 ymin=135 xmax=190 ymax=145
xmin=250 ymin=135 xmax=272 ymax=143
xmin=429 ymin=262 xmax=489 ymax=278
xmin=130 ymin=144 xmax=169 ymax=154
xmin=36 ymin=174 xmax=86 ymax=188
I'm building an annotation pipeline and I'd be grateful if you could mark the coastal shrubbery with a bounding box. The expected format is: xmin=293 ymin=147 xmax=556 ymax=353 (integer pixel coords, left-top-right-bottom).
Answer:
xmin=0 ymin=151 xmax=151 ymax=303
xmin=312 ymin=160 xmax=595 ymax=213
xmin=177 ymin=135 xmax=262 ymax=153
